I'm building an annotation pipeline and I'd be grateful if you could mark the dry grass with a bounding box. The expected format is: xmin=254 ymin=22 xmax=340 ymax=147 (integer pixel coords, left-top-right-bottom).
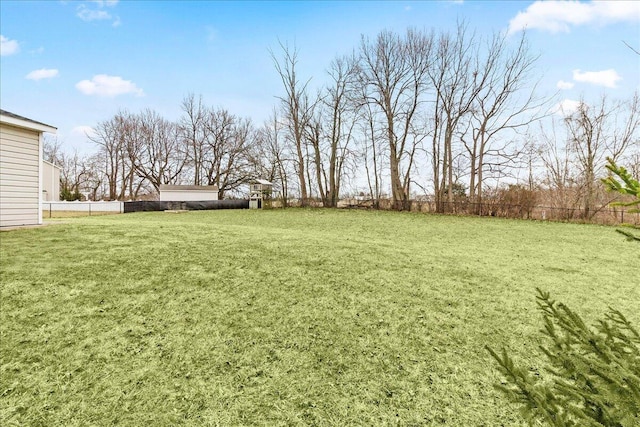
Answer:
xmin=1 ymin=209 xmax=637 ymax=426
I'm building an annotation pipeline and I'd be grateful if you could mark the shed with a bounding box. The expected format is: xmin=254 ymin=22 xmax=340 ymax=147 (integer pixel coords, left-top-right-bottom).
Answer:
xmin=42 ymin=160 xmax=61 ymax=201
xmin=159 ymin=185 xmax=219 ymax=201
xmin=249 ymin=179 xmax=273 ymax=209
xmin=0 ymin=110 xmax=57 ymax=227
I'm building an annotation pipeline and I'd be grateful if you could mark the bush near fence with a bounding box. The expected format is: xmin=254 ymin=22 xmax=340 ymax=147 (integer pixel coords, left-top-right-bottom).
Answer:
xmin=334 ymin=197 xmax=638 ymax=226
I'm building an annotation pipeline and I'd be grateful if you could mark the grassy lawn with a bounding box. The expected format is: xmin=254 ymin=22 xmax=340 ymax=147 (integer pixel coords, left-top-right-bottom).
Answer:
xmin=1 ymin=209 xmax=638 ymax=426
xmin=43 ymin=211 xmax=121 ymax=219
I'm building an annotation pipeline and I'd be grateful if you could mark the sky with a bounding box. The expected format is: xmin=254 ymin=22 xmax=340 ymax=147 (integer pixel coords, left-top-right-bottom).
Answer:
xmin=1 ymin=0 xmax=639 ymax=155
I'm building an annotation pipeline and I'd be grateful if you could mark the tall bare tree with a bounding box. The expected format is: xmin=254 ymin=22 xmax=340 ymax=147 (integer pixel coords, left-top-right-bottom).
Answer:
xmin=88 ymin=111 xmax=136 ymax=200
xmin=313 ymin=55 xmax=360 ymax=207
xmin=358 ymin=29 xmax=433 ymax=210
xmin=428 ymin=23 xmax=481 ymax=212
xmin=271 ymin=42 xmax=315 ymax=206
xmin=463 ymin=31 xmax=544 ymax=211
xmin=180 ymin=94 xmax=209 ymax=186
xmin=125 ymin=109 xmax=187 ymax=194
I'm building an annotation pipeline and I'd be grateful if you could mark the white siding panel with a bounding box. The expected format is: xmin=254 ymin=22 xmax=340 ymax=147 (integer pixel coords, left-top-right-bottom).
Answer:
xmin=0 ymin=179 xmax=38 ymax=189
xmin=0 ymin=123 xmax=41 ymax=227
xmin=0 ymin=139 xmax=39 ymax=156
xmin=1 ymin=164 xmax=40 ymax=178
xmin=1 ymin=151 xmax=40 ymax=166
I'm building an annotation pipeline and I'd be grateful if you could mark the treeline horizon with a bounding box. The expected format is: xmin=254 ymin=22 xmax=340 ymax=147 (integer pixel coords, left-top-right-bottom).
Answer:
xmin=45 ymin=23 xmax=639 ymax=217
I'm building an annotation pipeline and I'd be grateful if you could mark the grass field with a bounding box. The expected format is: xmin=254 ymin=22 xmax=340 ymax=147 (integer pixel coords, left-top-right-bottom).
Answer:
xmin=43 ymin=210 xmax=121 ymax=219
xmin=1 ymin=209 xmax=638 ymax=426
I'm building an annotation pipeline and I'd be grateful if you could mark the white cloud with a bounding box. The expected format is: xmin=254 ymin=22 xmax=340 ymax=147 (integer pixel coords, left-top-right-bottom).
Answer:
xmin=1 ymin=35 xmax=19 ymax=56
xmin=572 ymin=69 xmax=621 ymax=88
xmin=76 ymin=1 xmax=120 ymax=25
xmin=75 ymin=74 xmax=144 ymax=97
xmin=77 ymin=5 xmax=111 ymax=21
xmin=552 ymin=99 xmax=582 ymax=116
xmin=556 ymin=80 xmax=574 ymax=90
xmin=508 ymin=1 xmax=640 ymax=34
xmin=25 ymin=68 xmax=59 ymax=80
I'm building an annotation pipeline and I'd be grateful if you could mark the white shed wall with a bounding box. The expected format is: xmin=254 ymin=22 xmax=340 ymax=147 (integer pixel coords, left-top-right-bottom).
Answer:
xmin=42 ymin=161 xmax=61 ymax=201
xmin=159 ymin=190 xmax=219 ymax=201
xmin=0 ymin=124 xmax=41 ymax=227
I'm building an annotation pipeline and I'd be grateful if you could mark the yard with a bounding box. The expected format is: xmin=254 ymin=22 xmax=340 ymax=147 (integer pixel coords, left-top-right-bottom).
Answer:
xmin=1 ymin=209 xmax=638 ymax=426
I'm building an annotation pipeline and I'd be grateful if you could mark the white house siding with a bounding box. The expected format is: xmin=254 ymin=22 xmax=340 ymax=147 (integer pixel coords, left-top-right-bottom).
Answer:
xmin=0 ymin=124 xmax=41 ymax=227
xmin=42 ymin=160 xmax=61 ymax=201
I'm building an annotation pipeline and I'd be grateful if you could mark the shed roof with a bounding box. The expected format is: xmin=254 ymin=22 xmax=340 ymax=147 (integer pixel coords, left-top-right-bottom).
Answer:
xmin=252 ymin=179 xmax=273 ymax=186
xmin=0 ymin=109 xmax=57 ymax=134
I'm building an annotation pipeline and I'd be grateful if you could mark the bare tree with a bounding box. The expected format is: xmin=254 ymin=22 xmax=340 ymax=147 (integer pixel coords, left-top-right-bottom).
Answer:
xmin=359 ymin=98 xmax=385 ymax=208
xmin=428 ymin=23 xmax=482 ymax=212
xmin=180 ymin=94 xmax=208 ymax=186
xmin=564 ymin=94 xmax=639 ymax=218
xmin=125 ymin=109 xmax=188 ymax=194
xmin=255 ymin=110 xmax=292 ymax=205
xmin=88 ymin=111 xmax=136 ymax=200
xmin=358 ymin=28 xmax=433 ymax=210
xmin=43 ymin=135 xmax=64 ymax=165
xmin=538 ymin=119 xmax=583 ymax=218
xmin=312 ymin=54 xmax=360 ymax=207
xmin=81 ymin=152 xmax=105 ymax=201
xmin=271 ymin=42 xmax=315 ymax=206
xmin=200 ymin=108 xmax=257 ymax=198
xmin=463 ymin=30 xmax=545 ymax=211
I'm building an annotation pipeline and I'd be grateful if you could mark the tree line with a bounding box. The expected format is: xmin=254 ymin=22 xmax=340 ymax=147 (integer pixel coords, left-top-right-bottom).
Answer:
xmin=46 ymin=23 xmax=639 ymax=218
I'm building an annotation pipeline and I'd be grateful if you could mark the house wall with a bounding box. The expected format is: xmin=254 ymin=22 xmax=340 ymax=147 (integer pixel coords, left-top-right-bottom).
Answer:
xmin=0 ymin=123 xmax=41 ymax=227
xmin=42 ymin=161 xmax=61 ymax=201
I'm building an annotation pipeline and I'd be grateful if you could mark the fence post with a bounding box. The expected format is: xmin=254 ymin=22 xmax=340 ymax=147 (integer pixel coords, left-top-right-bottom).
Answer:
xmin=89 ymin=203 xmax=92 ymax=216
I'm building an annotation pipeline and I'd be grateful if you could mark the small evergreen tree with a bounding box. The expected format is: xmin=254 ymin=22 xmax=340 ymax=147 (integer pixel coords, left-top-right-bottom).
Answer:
xmin=487 ymin=289 xmax=640 ymax=427
xmin=488 ymin=160 xmax=640 ymax=426
xmin=602 ymin=157 xmax=640 ymax=242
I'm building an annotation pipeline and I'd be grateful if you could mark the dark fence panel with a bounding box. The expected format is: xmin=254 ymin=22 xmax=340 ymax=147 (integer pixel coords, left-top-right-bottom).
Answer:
xmin=124 ymin=200 xmax=249 ymax=213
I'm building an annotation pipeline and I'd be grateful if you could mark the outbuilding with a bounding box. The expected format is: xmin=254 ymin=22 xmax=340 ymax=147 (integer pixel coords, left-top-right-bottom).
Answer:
xmin=159 ymin=185 xmax=219 ymax=201
xmin=42 ymin=160 xmax=61 ymax=202
xmin=0 ymin=110 xmax=57 ymax=228
xmin=249 ymin=179 xmax=273 ymax=209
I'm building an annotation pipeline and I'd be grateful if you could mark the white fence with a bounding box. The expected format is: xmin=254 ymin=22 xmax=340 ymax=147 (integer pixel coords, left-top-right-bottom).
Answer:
xmin=43 ymin=201 xmax=124 ymax=214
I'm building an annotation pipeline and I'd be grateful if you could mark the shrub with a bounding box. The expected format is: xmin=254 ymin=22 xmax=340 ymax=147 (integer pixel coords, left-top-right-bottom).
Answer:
xmin=487 ymin=289 xmax=640 ymax=426
xmin=602 ymin=157 xmax=640 ymax=242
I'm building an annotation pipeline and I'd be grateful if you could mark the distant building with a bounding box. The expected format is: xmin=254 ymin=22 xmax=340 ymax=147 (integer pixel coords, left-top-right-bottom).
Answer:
xmin=0 ymin=110 xmax=57 ymax=227
xmin=42 ymin=160 xmax=61 ymax=201
xmin=249 ymin=179 xmax=273 ymax=209
xmin=159 ymin=185 xmax=219 ymax=201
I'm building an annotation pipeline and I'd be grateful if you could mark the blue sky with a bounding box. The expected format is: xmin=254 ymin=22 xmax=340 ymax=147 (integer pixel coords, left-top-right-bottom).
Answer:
xmin=1 ymin=0 xmax=639 ymax=154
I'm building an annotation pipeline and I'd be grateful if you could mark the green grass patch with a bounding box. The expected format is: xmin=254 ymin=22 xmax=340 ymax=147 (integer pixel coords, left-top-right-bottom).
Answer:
xmin=1 ymin=209 xmax=638 ymax=426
